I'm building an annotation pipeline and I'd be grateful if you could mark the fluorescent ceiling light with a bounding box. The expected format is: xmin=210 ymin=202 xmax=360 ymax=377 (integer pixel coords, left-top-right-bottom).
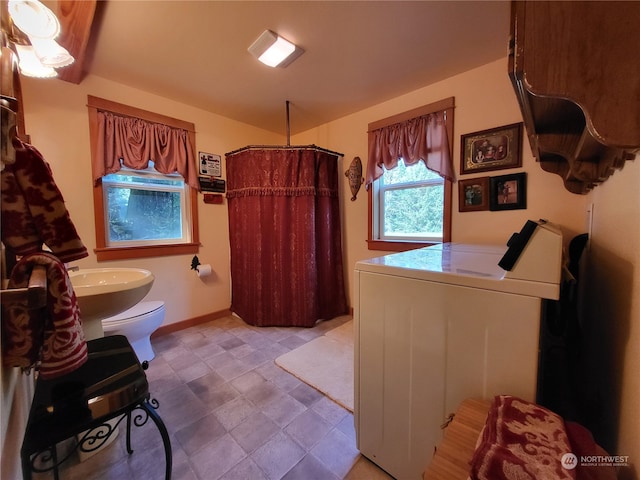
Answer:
xmin=248 ymin=30 xmax=303 ymax=68
xmin=259 ymin=36 xmax=295 ymax=67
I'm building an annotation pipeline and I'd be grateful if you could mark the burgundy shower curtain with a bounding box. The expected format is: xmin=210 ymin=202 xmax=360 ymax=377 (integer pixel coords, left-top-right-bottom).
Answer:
xmin=226 ymin=147 xmax=348 ymax=327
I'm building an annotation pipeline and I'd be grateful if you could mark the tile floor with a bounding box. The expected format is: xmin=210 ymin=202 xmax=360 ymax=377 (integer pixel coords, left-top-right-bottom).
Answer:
xmin=44 ymin=315 xmax=394 ymax=480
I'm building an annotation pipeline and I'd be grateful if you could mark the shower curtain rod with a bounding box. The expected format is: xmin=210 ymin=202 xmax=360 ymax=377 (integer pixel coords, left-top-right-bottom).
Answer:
xmin=225 ymin=144 xmax=344 ymax=157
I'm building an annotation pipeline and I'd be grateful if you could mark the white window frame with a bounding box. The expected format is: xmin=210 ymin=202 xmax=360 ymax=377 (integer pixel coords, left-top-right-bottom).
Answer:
xmin=373 ymin=163 xmax=445 ymax=243
xmin=101 ymin=164 xmax=192 ymax=248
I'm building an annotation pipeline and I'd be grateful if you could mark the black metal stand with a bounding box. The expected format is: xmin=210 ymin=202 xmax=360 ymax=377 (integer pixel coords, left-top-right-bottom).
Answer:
xmin=21 ymin=336 xmax=171 ymax=480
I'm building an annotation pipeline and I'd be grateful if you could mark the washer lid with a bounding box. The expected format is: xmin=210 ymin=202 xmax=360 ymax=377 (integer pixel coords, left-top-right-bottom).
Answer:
xmin=355 ymin=242 xmax=561 ymax=300
xmin=102 ymin=301 xmax=164 ymax=322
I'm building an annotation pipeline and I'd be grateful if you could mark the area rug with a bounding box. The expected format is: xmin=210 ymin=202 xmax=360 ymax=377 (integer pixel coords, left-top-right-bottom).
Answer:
xmin=276 ymin=319 xmax=354 ymax=411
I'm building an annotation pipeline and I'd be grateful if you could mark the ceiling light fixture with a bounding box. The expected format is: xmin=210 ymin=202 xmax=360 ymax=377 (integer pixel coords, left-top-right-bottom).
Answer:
xmin=8 ymin=0 xmax=60 ymax=39
xmin=14 ymin=44 xmax=57 ymax=78
xmin=6 ymin=0 xmax=74 ymax=77
xmin=248 ymin=30 xmax=303 ymax=68
xmin=28 ymin=36 xmax=74 ymax=68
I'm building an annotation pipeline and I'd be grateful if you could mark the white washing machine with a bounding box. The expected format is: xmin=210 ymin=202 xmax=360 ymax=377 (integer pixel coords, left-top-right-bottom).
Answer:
xmin=353 ymin=220 xmax=563 ymax=479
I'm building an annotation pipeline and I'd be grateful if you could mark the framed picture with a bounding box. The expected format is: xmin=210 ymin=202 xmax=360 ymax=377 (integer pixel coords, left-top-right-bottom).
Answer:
xmin=199 ymin=151 xmax=222 ymax=177
xmin=460 ymin=123 xmax=523 ymax=174
xmin=490 ymin=173 xmax=527 ymax=211
xmin=459 ymin=177 xmax=490 ymax=212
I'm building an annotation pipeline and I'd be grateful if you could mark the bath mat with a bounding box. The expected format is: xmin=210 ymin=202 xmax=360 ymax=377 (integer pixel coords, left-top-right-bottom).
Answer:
xmin=276 ymin=320 xmax=354 ymax=411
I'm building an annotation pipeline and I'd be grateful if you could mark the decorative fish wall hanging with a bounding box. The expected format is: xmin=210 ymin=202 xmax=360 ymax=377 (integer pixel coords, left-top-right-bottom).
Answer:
xmin=345 ymin=156 xmax=364 ymax=201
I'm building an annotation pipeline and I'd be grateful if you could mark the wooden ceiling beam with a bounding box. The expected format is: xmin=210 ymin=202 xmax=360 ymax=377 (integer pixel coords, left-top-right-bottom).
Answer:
xmin=50 ymin=0 xmax=98 ymax=84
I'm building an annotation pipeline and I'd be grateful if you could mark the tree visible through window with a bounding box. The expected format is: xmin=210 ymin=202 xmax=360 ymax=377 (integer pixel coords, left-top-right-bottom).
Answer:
xmin=379 ymin=160 xmax=444 ymax=240
xmin=103 ymin=164 xmax=188 ymax=245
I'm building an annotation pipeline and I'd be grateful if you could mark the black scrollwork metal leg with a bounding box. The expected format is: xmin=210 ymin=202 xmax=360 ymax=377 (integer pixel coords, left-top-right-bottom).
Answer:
xmin=22 ymin=403 xmax=171 ymax=480
xmin=126 ymin=411 xmax=133 ymax=454
xmin=22 ymin=444 xmax=62 ymax=480
xmin=77 ymin=420 xmax=124 ymax=454
xmin=51 ymin=446 xmax=59 ymax=480
xmin=21 ymin=451 xmax=32 ymax=480
xmin=139 ymin=398 xmax=172 ymax=480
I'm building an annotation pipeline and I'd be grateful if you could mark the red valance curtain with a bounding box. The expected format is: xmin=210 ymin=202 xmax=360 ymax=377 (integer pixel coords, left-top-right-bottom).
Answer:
xmin=365 ymin=110 xmax=453 ymax=187
xmin=226 ymin=147 xmax=348 ymax=327
xmin=92 ymin=110 xmax=199 ymax=189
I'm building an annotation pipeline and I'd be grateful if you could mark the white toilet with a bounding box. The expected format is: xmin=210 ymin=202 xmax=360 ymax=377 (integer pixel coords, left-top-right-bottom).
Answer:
xmin=101 ymin=301 xmax=165 ymax=362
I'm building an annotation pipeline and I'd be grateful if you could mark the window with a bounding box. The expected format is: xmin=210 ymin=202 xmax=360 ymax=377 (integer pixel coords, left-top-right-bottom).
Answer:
xmin=367 ymin=98 xmax=454 ymax=251
xmin=374 ymin=160 xmax=444 ymax=242
xmin=88 ymin=96 xmax=199 ymax=261
xmin=102 ymin=163 xmax=192 ymax=247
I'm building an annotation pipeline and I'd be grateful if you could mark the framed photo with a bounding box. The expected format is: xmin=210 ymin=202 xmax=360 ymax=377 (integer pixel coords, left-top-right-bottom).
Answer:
xmin=199 ymin=151 xmax=222 ymax=177
xmin=460 ymin=123 xmax=523 ymax=175
xmin=459 ymin=177 xmax=490 ymax=212
xmin=490 ymin=173 xmax=527 ymax=211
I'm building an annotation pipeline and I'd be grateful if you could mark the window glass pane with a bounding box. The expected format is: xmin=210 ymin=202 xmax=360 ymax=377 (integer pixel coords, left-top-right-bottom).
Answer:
xmin=382 ymin=159 xmax=440 ymax=185
xmin=383 ymin=185 xmax=444 ymax=237
xmin=106 ymin=185 xmax=183 ymax=242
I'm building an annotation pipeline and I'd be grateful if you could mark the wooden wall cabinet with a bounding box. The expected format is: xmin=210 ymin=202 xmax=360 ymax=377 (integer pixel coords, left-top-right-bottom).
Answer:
xmin=509 ymin=1 xmax=640 ymax=194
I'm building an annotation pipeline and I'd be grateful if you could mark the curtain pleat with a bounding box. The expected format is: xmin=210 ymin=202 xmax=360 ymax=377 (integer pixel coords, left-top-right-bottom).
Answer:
xmin=365 ymin=110 xmax=453 ymax=187
xmin=93 ymin=111 xmax=198 ymax=188
xmin=226 ymin=148 xmax=348 ymax=327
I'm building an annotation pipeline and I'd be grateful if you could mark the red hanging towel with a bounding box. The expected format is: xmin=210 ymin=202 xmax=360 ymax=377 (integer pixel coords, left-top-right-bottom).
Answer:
xmin=0 ymin=138 xmax=88 ymax=262
xmin=2 ymin=252 xmax=88 ymax=379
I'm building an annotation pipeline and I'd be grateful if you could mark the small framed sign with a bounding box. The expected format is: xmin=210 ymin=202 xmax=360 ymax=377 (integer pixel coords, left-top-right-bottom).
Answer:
xmin=199 ymin=152 xmax=222 ymax=177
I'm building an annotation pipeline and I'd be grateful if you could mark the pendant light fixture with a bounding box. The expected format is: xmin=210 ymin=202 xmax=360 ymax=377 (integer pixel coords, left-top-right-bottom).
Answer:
xmin=7 ymin=0 xmax=60 ymax=38
xmin=14 ymin=43 xmax=57 ymax=77
xmin=6 ymin=0 xmax=74 ymax=77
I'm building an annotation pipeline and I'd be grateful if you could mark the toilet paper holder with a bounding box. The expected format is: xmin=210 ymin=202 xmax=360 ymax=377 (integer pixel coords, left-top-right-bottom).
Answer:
xmin=190 ymin=256 xmax=212 ymax=278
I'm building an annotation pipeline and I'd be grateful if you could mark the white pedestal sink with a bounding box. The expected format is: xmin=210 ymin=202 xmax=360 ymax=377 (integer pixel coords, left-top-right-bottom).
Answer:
xmin=69 ymin=268 xmax=154 ymax=340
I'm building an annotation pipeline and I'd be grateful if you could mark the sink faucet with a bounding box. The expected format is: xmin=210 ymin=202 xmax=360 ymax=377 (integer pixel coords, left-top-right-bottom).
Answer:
xmin=66 ymin=264 xmax=80 ymax=272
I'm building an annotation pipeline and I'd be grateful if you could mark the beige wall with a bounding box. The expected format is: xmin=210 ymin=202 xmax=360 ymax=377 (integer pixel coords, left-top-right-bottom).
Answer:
xmin=583 ymin=158 xmax=639 ymax=474
xmin=19 ymin=57 xmax=637 ymax=469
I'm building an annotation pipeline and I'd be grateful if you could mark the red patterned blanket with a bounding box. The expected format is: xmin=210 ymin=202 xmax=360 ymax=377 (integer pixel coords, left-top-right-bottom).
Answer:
xmin=469 ymin=396 xmax=617 ymax=480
